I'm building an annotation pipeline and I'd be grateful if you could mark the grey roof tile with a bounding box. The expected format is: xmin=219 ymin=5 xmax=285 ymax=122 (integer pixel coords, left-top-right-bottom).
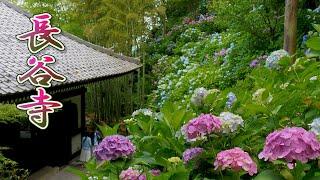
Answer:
xmin=0 ymin=0 xmax=141 ymax=96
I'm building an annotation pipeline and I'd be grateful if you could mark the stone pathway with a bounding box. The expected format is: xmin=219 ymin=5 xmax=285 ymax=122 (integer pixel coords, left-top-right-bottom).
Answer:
xmin=29 ymin=157 xmax=84 ymax=180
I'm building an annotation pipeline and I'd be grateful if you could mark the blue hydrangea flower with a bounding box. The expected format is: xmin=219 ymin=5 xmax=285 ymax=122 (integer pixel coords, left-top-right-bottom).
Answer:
xmin=302 ymin=35 xmax=308 ymax=44
xmin=265 ymin=50 xmax=289 ymax=69
xmin=226 ymin=92 xmax=237 ymax=109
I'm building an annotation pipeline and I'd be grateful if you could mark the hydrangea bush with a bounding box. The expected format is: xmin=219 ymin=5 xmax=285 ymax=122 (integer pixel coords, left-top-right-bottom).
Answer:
xmin=80 ymin=5 xmax=320 ymax=178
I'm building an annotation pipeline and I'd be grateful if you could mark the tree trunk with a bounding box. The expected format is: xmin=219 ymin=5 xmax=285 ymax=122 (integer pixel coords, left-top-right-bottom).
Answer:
xmin=283 ymin=0 xmax=298 ymax=57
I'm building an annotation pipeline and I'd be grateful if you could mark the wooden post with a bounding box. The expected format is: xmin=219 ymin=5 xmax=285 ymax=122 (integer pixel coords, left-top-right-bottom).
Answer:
xmin=283 ymin=0 xmax=298 ymax=57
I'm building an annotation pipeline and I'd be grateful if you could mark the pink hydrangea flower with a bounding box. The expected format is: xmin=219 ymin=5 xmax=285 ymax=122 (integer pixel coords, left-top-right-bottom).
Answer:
xmin=119 ymin=168 xmax=146 ymax=180
xmin=214 ymin=147 xmax=257 ymax=176
xmin=182 ymin=114 xmax=222 ymax=141
xmin=183 ymin=147 xmax=204 ymax=164
xmin=94 ymin=135 xmax=135 ymax=161
xmin=259 ymin=127 xmax=320 ymax=168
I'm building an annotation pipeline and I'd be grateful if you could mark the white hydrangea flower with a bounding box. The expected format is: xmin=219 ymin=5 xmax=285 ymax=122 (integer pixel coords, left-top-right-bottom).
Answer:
xmin=88 ymin=176 xmax=99 ymax=180
xmin=252 ymin=88 xmax=273 ymax=104
xmin=314 ymin=6 xmax=320 ymax=13
xmin=124 ymin=118 xmax=135 ymax=123
xmin=265 ymin=49 xmax=289 ymax=69
xmin=280 ymin=82 xmax=290 ymax=89
xmin=190 ymin=87 xmax=209 ymax=106
xmin=252 ymin=88 xmax=266 ymax=102
xmin=132 ymin=108 xmax=153 ymax=117
xmin=310 ymin=76 xmax=318 ymax=81
xmin=219 ymin=112 xmax=244 ymax=133
xmin=310 ymin=118 xmax=320 ymax=135
xmin=207 ymin=89 xmax=220 ymax=95
xmin=266 ymin=94 xmax=273 ymax=104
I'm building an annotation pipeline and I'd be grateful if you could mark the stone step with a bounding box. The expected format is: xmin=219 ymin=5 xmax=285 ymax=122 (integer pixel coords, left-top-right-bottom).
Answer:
xmin=29 ymin=166 xmax=60 ymax=180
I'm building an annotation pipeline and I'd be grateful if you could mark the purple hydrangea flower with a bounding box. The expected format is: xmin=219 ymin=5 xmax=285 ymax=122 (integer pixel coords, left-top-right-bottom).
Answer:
xmin=149 ymin=169 xmax=161 ymax=176
xmin=249 ymin=55 xmax=267 ymax=68
xmin=250 ymin=60 xmax=259 ymax=68
xmin=94 ymin=135 xmax=135 ymax=161
xmin=182 ymin=114 xmax=222 ymax=141
xmin=183 ymin=147 xmax=204 ymax=163
xmin=214 ymin=48 xmax=227 ymax=57
xmin=183 ymin=14 xmax=214 ymax=25
xmin=119 ymin=168 xmax=146 ymax=180
xmin=214 ymin=147 xmax=257 ymax=176
xmin=259 ymin=127 xmax=320 ymax=168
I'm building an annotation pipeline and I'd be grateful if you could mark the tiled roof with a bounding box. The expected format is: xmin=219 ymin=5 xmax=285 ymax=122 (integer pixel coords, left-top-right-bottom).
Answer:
xmin=0 ymin=0 xmax=141 ymax=97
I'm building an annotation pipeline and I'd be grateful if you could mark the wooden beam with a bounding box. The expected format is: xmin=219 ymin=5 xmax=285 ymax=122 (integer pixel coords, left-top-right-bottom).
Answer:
xmin=284 ymin=0 xmax=298 ymax=57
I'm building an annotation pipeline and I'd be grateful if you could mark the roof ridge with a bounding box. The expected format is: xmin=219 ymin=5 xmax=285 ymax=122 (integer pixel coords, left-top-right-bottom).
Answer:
xmin=0 ymin=0 xmax=141 ymax=65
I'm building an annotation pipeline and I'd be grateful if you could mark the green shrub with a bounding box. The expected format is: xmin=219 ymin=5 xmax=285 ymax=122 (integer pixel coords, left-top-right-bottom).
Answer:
xmin=0 ymin=153 xmax=29 ymax=180
xmin=0 ymin=104 xmax=27 ymax=125
xmin=210 ymin=0 xmax=285 ymax=50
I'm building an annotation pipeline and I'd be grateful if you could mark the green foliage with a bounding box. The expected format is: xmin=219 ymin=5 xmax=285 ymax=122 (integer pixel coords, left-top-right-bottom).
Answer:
xmin=97 ymin=123 xmax=119 ymax=137
xmin=254 ymin=170 xmax=283 ymax=180
xmin=165 ymin=0 xmax=201 ymax=28
xmin=306 ymin=24 xmax=320 ymax=57
xmin=0 ymin=154 xmax=29 ymax=180
xmin=0 ymin=104 xmax=27 ymax=125
xmin=23 ymin=0 xmax=74 ymax=29
xmin=161 ymin=103 xmax=194 ymax=132
xmin=68 ymin=0 xmax=157 ymax=56
xmin=210 ymin=0 xmax=285 ymax=50
xmin=306 ymin=37 xmax=320 ymax=50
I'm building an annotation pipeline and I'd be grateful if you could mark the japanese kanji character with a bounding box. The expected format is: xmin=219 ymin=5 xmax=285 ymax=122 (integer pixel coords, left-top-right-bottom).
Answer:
xmin=17 ymin=87 xmax=63 ymax=129
xmin=17 ymin=55 xmax=66 ymax=87
xmin=16 ymin=13 xmax=64 ymax=53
